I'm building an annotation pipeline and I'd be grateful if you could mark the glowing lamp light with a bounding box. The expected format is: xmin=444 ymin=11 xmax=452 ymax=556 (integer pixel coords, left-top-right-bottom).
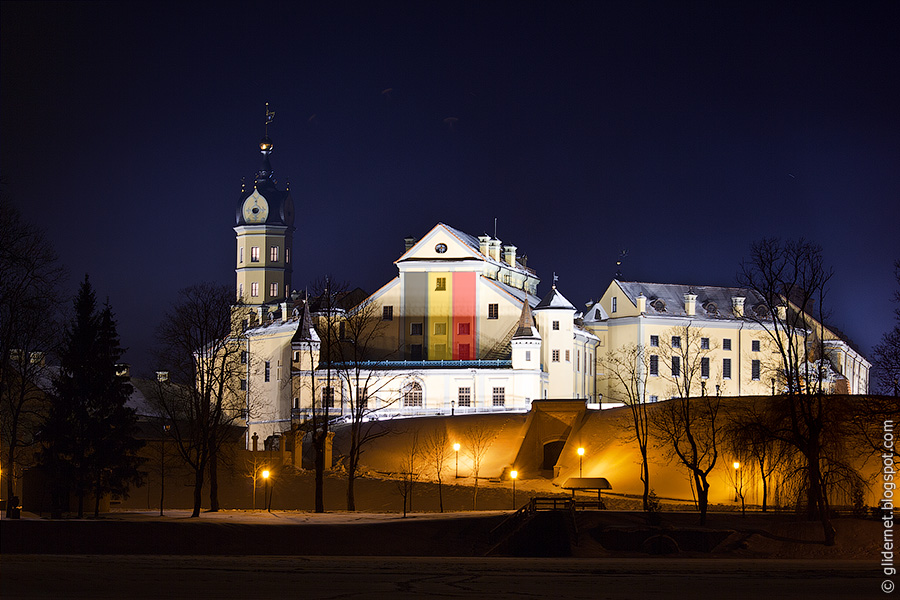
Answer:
xmin=510 ymin=470 xmax=518 ymax=479
xmin=453 ymin=443 xmax=460 ymax=452
xmin=577 ymin=447 xmax=585 ymax=456
xmin=262 ymin=470 xmax=270 ymax=479
xmin=732 ymin=461 xmax=740 ymax=470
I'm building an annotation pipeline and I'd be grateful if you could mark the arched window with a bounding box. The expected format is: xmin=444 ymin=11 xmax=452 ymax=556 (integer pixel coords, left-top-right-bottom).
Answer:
xmin=402 ymin=382 xmax=423 ymax=407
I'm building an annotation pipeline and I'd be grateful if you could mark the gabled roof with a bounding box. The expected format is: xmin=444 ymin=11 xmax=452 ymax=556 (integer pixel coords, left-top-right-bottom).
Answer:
xmin=535 ymin=287 xmax=576 ymax=310
xmin=614 ymin=280 xmax=764 ymax=320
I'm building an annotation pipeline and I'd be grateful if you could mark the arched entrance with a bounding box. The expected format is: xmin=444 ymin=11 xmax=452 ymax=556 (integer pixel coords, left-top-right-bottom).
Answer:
xmin=542 ymin=440 xmax=566 ymax=471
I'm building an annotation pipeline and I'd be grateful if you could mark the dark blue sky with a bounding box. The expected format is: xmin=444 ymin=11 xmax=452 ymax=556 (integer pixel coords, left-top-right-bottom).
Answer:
xmin=3 ymin=2 xmax=898 ymax=375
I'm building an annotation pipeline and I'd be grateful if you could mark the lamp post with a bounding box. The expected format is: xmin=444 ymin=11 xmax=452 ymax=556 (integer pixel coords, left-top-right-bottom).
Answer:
xmin=510 ymin=470 xmax=518 ymax=509
xmin=262 ymin=469 xmax=270 ymax=512
xmin=453 ymin=443 xmax=460 ymax=478
xmin=577 ymin=447 xmax=585 ymax=478
xmin=732 ymin=461 xmax=744 ymax=515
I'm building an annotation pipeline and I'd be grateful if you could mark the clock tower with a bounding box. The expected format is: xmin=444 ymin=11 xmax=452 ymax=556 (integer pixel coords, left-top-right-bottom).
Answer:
xmin=234 ymin=116 xmax=295 ymax=319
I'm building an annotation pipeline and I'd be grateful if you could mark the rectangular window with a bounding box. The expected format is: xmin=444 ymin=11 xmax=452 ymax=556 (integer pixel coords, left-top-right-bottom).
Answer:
xmin=458 ymin=323 xmax=470 ymax=335
xmin=239 ymin=247 xmax=244 ymax=263
xmin=612 ymin=297 xmax=617 ymax=313
xmin=251 ymin=282 xmax=259 ymax=297
xmin=565 ymin=350 xmax=570 ymax=362
xmin=250 ymin=246 xmax=260 ymax=262
xmin=671 ymin=356 xmax=681 ymax=377
xmin=270 ymin=246 xmax=279 ymax=262
xmin=410 ymin=323 xmax=423 ymax=336
xmin=488 ymin=304 xmax=499 ymax=319
xmin=458 ymin=387 xmax=471 ymax=407
xmin=650 ymin=355 xmax=659 ymax=376
xmin=241 ymin=350 xmax=248 ymax=364
xmin=239 ymin=283 xmax=244 ymax=299
xmin=650 ymin=335 xmax=659 ymax=347
xmin=552 ymin=349 xmax=560 ymax=362
xmin=382 ymin=306 xmax=393 ymax=321
xmin=323 ymin=386 xmax=334 ymax=408
xmin=576 ymin=350 xmax=580 ymax=371
xmin=752 ymin=359 xmax=761 ymax=380
xmin=701 ymin=337 xmax=710 ymax=350
xmin=285 ymin=247 xmax=290 ymax=264
xmin=723 ymin=338 xmax=732 ymax=351
xmin=434 ymin=322 xmax=446 ymax=335
xmin=410 ymin=344 xmax=423 ymax=360
xmin=752 ymin=340 xmax=760 ymax=352
xmin=270 ymin=282 xmax=278 ymax=298
xmin=434 ymin=343 xmax=446 ymax=355
xmin=525 ymin=350 xmax=531 ymax=362
xmin=671 ymin=336 xmax=681 ymax=349
xmin=435 ymin=277 xmax=446 ymax=291
xmin=701 ymin=357 xmax=710 ymax=379
xmin=339 ymin=321 xmax=345 ymax=340
xmin=723 ymin=358 xmax=732 ymax=379
xmin=264 ymin=361 xmax=270 ymax=382
xmin=492 ymin=387 xmax=505 ymax=407
xmin=458 ymin=343 xmax=470 ymax=360
xmin=276 ymin=362 xmax=281 ymax=382
xmin=240 ymin=379 xmax=247 ymax=391
xmin=649 ymin=395 xmax=659 ymax=403
xmin=552 ymin=320 xmax=560 ymax=330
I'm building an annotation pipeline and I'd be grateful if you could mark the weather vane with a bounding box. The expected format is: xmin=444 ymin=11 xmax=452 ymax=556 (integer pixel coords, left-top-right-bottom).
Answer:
xmin=265 ymin=102 xmax=275 ymax=135
xmin=615 ymin=249 xmax=628 ymax=279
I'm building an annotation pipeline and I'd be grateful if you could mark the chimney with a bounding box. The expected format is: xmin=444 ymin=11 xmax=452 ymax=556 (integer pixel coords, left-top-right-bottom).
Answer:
xmin=257 ymin=306 xmax=266 ymax=324
xmin=502 ymin=245 xmax=517 ymax=267
xmin=280 ymin=301 xmax=289 ymax=323
xmin=637 ymin=293 xmax=646 ymax=313
xmin=776 ymin=305 xmax=787 ymax=321
xmin=732 ymin=296 xmax=745 ymax=318
xmin=404 ymin=236 xmax=417 ymax=252
xmin=478 ymin=235 xmax=490 ymax=256
xmin=684 ymin=291 xmax=697 ymax=316
xmin=488 ymin=238 xmax=501 ymax=261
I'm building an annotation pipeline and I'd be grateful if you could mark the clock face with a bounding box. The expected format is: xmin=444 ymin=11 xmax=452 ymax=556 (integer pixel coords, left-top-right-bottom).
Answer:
xmin=435 ymin=243 xmax=448 ymax=254
xmin=242 ymin=191 xmax=269 ymax=224
xmin=281 ymin=196 xmax=295 ymax=226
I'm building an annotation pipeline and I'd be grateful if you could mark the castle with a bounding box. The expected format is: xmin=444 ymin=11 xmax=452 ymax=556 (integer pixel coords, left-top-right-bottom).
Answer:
xmin=228 ymin=131 xmax=870 ymax=446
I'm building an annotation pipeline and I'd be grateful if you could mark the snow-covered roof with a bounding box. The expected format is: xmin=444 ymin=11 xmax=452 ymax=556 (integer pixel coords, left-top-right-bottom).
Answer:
xmin=615 ymin=280 xmax=764 ymax=320
xmin=535 ymin=287 xmax=576 ymax=310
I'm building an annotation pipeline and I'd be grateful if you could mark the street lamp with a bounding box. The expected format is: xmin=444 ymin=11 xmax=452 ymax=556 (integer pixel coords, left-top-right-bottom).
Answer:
xmin=453 ymin=443 xmax=460 ymax=478
xmin=510 ymin=470 xmax=518 ymax=508
xmin=732 ymin=461 xmax=744 ymax=515
xmin=262 ymin=469 xmax=270 ymax=512
xmin=577 ymin=447 xmax=585 ymax=478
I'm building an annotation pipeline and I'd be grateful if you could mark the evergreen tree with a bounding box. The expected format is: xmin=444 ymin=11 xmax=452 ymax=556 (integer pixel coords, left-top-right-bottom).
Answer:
xmin=40 ymin=276 xmax=143 ymax=517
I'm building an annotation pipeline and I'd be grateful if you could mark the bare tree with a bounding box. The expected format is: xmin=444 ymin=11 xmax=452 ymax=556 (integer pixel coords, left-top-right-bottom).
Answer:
xmin=724 ymin=400 xmax=791 ymax=512
xmin=653 ymin=393 xmax=722 ymax=524
xmin=656 ymin=324 xmax=718 ymax=400
xmin=152 ymin=283 xmax=246 ymax=517
xmin=872 ymin=260 xmax=900 ymax=395
xmin=420 ymin=426 xmax=451 ymax=512
xmin=600 ymin=343 xmax=653 ymax=511
xmin=463 ymin=422 xmax=497 ymax=510
xmin=394 ymin=430 xmax=421 ymax=517
xmin=325 ymin=293 xmax=404 ymax=511
xmin=738 ymin=237 xmax=846 ymax=545
xmin=0 ymin=196 xmax=65 ymax=516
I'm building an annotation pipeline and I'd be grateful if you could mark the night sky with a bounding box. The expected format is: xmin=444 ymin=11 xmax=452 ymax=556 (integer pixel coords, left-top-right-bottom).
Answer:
xmin=2 ymin=2 xmax=898 ymax=375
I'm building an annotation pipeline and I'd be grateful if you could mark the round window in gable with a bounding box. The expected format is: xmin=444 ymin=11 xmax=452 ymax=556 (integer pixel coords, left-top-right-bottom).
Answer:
xmin=435 ymin=243 xmax=448 ymax=254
